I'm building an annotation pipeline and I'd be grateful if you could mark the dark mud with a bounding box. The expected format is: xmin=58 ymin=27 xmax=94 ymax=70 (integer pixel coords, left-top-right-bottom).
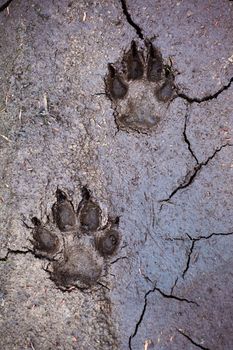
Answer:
xmin=0 ymin=0 xmax=233 ymax=349
xmin=105 ymin=40 xmax=175 ymax=133
xmin=31 ymin=188 xmax=121 ymax=291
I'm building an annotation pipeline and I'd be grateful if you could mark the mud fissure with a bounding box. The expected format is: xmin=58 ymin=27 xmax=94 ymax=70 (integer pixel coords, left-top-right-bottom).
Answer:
xmin=182 ymin=231 xmax=233 ymax=278
xmin=182 ymin=238 xmax=195 ymax=278
xmin=177 ymin=329 xmax=210 ymax=350
xmin=160 ymin=143 xmax=233 ymax=208
xmin=128 ymin=285 xmax=198 ymax=349
xmin=110 ymin=256 xmax=128 ymax=264
xmin=119 ymin=0 xmax=144 ymax=40
xmin=0 ymin=247 xmax=56 ymax=263
xmin=0 ymin=0 xmax=14 ymax=12
xmin=183 ymin=109 xmax=199 ymax=164
xmin=177 ymin=77 xmax=233 ymax=103
xmin=0 ymin=248 xmax=31 ymax=261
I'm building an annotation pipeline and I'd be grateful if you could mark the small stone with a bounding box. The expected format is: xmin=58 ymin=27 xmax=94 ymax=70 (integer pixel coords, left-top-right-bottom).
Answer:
xmin=187 ymin=10 xmax=193 ymax=17
xmin=228 ymin=54 xmax=233 ymax=63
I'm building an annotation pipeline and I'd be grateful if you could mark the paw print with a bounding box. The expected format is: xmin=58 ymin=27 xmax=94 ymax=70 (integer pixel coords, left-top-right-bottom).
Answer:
xmin=31 ymin=217 xmax=60 ymax=259
xmin=31 ymin=187 xmax=121 ymax=291
xmin=105 ymin=41 xmax=175 ymax=133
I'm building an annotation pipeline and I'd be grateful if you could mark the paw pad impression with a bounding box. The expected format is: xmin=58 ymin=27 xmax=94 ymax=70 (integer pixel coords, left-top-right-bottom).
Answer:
xmin=31 ymin=217 xmax=60 ymax=258
xmin=105 ymin=41 xmax=175 ymax=133
xmin=52 ymin=189 xmax=76 ymax=232
xmin=95 ymin=229 xmax=120 ymax=257
xmin=31 ymin=187 xmax=121 ymax=290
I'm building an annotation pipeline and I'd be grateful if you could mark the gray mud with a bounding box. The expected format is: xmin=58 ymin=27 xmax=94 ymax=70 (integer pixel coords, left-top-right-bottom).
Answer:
xmin=0 ymin=1 xmax=233 ymax=349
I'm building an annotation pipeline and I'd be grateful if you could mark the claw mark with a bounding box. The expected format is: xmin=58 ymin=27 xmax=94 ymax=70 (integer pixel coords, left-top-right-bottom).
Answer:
xmin=160 ymin=143 xmax=233 ymax=209
xmin=125 ymin=41 xmax=144 ymax=80
xmin=106 ymin=64 xmax=128 ymax=101
xmin=146 ymin=41 xmax=163 ymax=82
xmin=52 ymin=188 xmax=76 ymax=232
xmin=78 ymin=186 xmax=102 ymax=232
xmin=177 ymin=329 xmax=210 ymax=350
xmin=106 ymin=41 xmax=172 ymax=134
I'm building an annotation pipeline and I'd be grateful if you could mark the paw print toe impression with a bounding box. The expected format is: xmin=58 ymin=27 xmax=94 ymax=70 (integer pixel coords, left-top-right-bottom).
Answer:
xmin=31 ymin=187 xmax=121 ymax=290
xmin=106 ymin=41 xmax=175 ymax=133
xmin=95 ymin=229 xmax=120 ymax=258
xmin=78 ymin=186 xmax=102 ymax=232
xmin=146 ymin=42 xmax=163 ymax=82
xmin=126 ymin=41 xmax=144 ymax=80
xmin=52 ymin=189 xmax=76 ymax=232
xmin=107 ymin=64 xmax=128 ymax=100
xmin=31 ymin=217 xmax=60 ymax=258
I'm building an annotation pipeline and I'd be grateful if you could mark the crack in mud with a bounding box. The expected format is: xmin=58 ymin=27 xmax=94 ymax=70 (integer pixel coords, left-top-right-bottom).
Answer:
xmin=170 ymin=276 xmax=179 ymax=295
xmin=0 ymin=0 xmax=14 ymax=12
xmin=183 ymin=108 xmax=198 ymax=164
xmin=128 ymin=285 xmax=198 ymax=349
xmin=0 ymin=248 xmax=107 ymax=294
xmin=112 ymin=107 xmax=121 ymax=135
xmin=119 ymin=0 xmax=144 ymax=40
xmin=0 ymin=247 xmax=57 ymax=263
xmin=159 ymin=143 xmax=233 ymax=209
xmin=182 ymin=231 xmax=233 ymax=278
xmin=182 ymin=237 xmax=195 ymax=278
xmin=0 ymin=248 xmax=31 ymax=261
xmin=177 ymin=329 xmax=210 ymax=350
xmin=110 ymin=256 xmax=128 ymax=264
xmin=154 ymin=286 xmax=199 ymax=306
xmin=177 ymin=77 xmax=233 ymax=103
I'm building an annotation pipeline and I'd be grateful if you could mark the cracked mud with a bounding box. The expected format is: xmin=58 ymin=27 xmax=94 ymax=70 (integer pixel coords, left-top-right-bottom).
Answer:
xmin=1 ymin=1 xmax=233 ymax=350
xmin=159 ymin=143 xmax=233 ymax=209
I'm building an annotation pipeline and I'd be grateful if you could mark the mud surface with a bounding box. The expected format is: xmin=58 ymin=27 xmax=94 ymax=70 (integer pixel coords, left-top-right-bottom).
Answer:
xmin=0 ymin=1 xmax=233 ymax=349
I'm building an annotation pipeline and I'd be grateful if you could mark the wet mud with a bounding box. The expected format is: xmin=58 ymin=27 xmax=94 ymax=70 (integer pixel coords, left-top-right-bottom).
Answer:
xmin=0 ymin=0 xmax=233 ymax=349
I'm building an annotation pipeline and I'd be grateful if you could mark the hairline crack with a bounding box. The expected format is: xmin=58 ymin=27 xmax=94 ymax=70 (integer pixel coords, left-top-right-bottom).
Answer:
xmin=176 ymin=76 xmax=233 ymax=103
xmin=177 ymin=329 xmax=210 ymax=350
xmin=159 ymin=143 xmax=233 ymax=210
xmin=128 ymin=284 xmax=198 ymax=349
xmin=182 ymin=231 xmax=233 ymax=278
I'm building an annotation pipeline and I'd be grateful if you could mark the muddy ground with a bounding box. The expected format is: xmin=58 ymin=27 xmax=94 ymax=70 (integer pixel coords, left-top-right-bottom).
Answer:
xmin=0 ymin=1 xmax=233 ymax=349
